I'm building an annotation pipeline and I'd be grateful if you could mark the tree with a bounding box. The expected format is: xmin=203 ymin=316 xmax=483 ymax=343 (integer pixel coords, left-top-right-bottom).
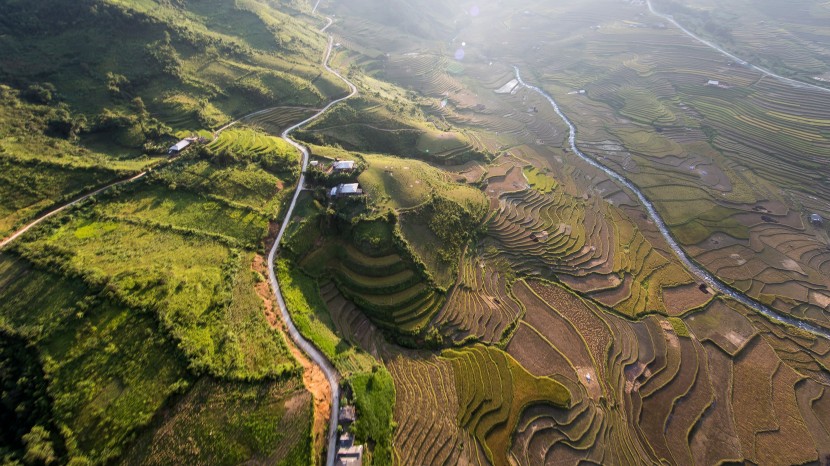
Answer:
xmin=22 ymin=83 xmax=56 ymax=105
xmin=106 ymin=72 xmax=132 ymax=99
xmin=22 ymin=426 xmax=56 ymax=465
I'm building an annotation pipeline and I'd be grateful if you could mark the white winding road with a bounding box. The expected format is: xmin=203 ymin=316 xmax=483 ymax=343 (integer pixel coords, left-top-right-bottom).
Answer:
xmin=645 ymin=0 xmax=830 ymax=94
xmin=268 ymin=16 xmax=357 ymax=466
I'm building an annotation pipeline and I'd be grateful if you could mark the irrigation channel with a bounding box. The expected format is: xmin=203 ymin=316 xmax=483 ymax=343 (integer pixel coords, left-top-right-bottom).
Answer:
xmin=268 ymin=16 xmax=357 ymax=466
xmin=513 ymin=66 xmax=830 ymax=340
xmin=645 ymin=0 xmax=830 ymax=95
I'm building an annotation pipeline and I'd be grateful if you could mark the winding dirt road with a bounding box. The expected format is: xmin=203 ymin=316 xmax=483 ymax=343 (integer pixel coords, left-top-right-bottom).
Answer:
xmin=0 ymin=106 xmax=256 ymax=251
xmin=0 ymin=171 xmax=151 ymax=250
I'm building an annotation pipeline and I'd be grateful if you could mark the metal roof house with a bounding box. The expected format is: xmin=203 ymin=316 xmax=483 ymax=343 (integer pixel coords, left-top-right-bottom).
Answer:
xmin=330 ymin=183 xmax=363 ymax=198
xmin=333 ymin=160 xmax=356 ymax=171
xmin=335 ymin=444 xmax=364 ymax=466
xmin=168 ymin=139 xmax=192 ymax=155
xmin=335 ymin=406 xmax=363 ymax=465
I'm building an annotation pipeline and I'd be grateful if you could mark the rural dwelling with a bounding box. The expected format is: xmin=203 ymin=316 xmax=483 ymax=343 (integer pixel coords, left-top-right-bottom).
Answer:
xmin=531 ymin=231 xmax=549 ymax=242
xmin=810 ymin=214 xmax=824 ymax=226
xmin=167 ymin=139 xmax=193 ymax=155
xmin=334 ymin=407 xmax=363 ymax=465
xmin=706 ymin=80 xmax=720 ymax=86
xmin=333 ymin=160 xmax=356 ymax=172
xmin=339 ymin=405 xmax=357 ymax=424
xmin=339 ymin=432 xmax=355 ymax=449
xmin=330 ymin=183 xmax=363 ymax=198
xmin=335 ymin=444 xmax=364 ymax=466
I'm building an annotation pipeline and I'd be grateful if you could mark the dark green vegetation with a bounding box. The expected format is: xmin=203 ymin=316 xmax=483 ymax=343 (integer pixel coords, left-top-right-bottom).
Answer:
xmin=122 ymin=378 xmax=312 ymax=466
xmin=0 ymin=86 xmax=153 ymax=238
xmin=0 ymin=141 xmax=308 ymax=463
xmin=0 ymin=0 xmax=347 ymax=127
xmin=349 ymin=368 xmax=396 ymax=465
xmin=0 ymin=0 xmax=347 ymax=238
xmin=0 ymin=253 xmax=189 ymax=463
xmin=0 ymin=331 xmax=65 ymax=465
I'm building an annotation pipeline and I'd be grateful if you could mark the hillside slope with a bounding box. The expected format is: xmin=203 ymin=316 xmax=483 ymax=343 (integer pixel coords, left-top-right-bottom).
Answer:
xmin=0 ymin=0 xmax=340 ymax=464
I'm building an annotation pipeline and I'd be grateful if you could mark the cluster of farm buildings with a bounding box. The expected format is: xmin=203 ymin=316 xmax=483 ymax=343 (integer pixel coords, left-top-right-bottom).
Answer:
xmin=309 ymin=159 xmax=365 ymax=199
xmin=335 ymin=404 xmax=363 ymax=465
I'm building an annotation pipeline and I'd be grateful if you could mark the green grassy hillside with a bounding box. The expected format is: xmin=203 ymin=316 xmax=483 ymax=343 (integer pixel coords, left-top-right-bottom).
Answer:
xmin=278 ymin=150 xmax=486 ymax=343
xmin=0 ymin=0 xmax=348 ymax=129
xmin=0 ymin=0 xmax=337 ymax=463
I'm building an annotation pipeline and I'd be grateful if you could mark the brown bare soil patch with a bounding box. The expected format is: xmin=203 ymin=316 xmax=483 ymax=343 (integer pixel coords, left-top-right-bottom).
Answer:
xmin=263 ymin=220 xmax=280 ymax=251
xmin=528 ymin=280 xmax=612 ymax=383
xmin=252 ymin=254 xmax=331 ymax=459
xmin=690 ymin=343 xmax=743 ymax=464
xmin=506 ymin=321 xmax=576 ymax=381
xmin=486 ymin=165 xmax=528 ymax=205
xmin=662 ymin=282 xmax=714 ymax=315
xmin=513 ymin=280 xmax=601 ymax=400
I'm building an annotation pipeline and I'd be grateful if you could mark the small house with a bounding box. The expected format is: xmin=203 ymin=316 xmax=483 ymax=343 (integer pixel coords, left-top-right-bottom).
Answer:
xmin=330 ymin=184 xmax=363 ymax=198
xmin=333 ymin=160 xmax=356 ymax=172
xmin=810 ymin=214 xmax=823 ymax=226
xmin=339 ymin=405 xmax=357 ymax=424
xmin=339 ymin=432 xmax=355 ymax=449
xmin=335 ymin=444 xmax=364 ymax=466
xmin=706 ymin=80 xmax=720 ymax=86
xmin=309 ymin=161 xmax=320 ymax=168
xmin=531 ymin=231 xmax=549 ymax=242
xmin=168 ymin=139 xmax=192 ymax=155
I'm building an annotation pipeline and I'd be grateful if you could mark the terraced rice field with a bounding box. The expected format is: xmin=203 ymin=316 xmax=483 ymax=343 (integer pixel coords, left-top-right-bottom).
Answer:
xmin=431 ymin=254 xmax=522 ymax=344
xmin=388 ymin=344 xmax=569 ymax=466
xmin=321 ymin=1 xmax=830 ymax=464
xmin=207 ymin=126 xmax=296 ymax=162
xmin=243 ymin=106 xmax=321 ymax=135
xmin=487 ymin=1 xmax=830 ymax=327
xmin=486 ymin=186 xmax=696 ymax=317
xmin=301 ymin=234 xmax=445 ymax=335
